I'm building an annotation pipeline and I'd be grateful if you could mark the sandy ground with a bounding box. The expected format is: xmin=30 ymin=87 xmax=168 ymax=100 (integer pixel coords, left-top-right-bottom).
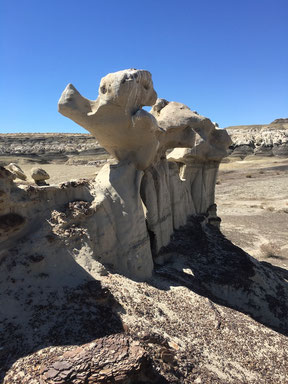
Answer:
xmin=216 ymin=156 xmax=288 ymax=269
xmin=19 ymin=162 xmax=100 ymax=184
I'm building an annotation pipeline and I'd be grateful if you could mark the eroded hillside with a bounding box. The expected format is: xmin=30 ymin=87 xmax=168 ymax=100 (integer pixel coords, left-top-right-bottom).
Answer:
xmin=226 ymin=119 xmax=288 ymax=158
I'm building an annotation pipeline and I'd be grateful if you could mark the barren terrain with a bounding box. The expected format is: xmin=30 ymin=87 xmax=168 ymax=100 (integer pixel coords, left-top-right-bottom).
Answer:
xmin=216 ymin=156 xmax=288 ymax=269
xmin=2 ymin=150 xmax=287 ymax=270
xmin=1 ymin=138 xmax=288 ymax=383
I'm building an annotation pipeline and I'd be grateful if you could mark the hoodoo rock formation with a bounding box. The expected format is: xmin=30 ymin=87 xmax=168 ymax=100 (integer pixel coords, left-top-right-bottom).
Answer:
xmin=58 ymin=68 xmax=232 ymax=278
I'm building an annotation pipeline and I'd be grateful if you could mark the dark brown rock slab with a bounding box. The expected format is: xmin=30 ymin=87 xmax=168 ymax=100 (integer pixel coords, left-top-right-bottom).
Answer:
xmin=40 ymin=334 xmax=154 ymax=384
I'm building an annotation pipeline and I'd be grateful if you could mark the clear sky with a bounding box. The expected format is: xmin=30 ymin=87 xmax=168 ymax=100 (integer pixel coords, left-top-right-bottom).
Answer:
xmin=1 ymin=0 xmax=287 ymax=133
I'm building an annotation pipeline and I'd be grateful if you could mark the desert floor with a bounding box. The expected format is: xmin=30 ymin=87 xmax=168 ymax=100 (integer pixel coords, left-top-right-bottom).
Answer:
xmin=216 ymin=156 xmax=288 ymax=270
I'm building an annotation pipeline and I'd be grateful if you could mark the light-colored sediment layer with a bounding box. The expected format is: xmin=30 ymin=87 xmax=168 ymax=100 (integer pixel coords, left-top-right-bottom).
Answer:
xmin=226 ymin=121 xmax=288 ymax=158
xmin=0 ymin=133 xmax=107 ymax=165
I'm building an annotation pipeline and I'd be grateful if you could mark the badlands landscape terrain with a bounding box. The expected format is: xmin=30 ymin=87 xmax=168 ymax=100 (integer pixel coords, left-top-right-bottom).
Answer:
xmin=0 ymin=121 xmax=288 ymax=383
xmin=1 ymin=119 xmax=287 ymax=269
xmin=219 ymin=119 xmax=288 ymax=269
xmin=0 ymin=67 xmax=287 ymax=384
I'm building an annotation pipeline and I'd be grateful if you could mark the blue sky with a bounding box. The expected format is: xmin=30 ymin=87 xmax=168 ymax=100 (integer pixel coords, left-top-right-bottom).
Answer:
xmin=1 ymin=0 xmax=287 ymax=133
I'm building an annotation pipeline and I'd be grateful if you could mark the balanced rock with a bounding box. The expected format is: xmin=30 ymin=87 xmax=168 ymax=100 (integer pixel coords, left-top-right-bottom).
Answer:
xmin=6 ymin=163 xmax=27 ymax=181
xmin=31 ymin=167 xmax=50 ymax=185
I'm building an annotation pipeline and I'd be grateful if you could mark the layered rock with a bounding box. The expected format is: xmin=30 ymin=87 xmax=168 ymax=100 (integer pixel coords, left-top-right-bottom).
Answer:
xmin=0 ymin=133 xmax=106 ymax=163
xmin=0 ymin=166 xmax=93 ymax=248
xmin=3 ymin=217 xmax=288 ymax=383
xmin=226 ymin=119 xmax=288 ymax=159
xmin=39 ymin=334 xmax=155 ymax=384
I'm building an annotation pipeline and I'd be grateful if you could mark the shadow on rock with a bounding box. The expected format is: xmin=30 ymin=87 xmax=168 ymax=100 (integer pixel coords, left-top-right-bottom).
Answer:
xmin=260 ymin=260 xmax=288 ymax=280
xmin=153 ymin=216 xmax=288 ymax=336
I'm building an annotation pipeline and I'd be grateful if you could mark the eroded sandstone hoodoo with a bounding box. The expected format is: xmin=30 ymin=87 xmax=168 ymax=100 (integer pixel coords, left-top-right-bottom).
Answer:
xmin=0 ymin=69 xmax=232 ymax=280
xmin=57 ymin=68 xmax=231 ymax=275
xmin=0 ymin=69 xmax=231 ymax=281
xmin=31 ymin=167 xmax=50 ymax=185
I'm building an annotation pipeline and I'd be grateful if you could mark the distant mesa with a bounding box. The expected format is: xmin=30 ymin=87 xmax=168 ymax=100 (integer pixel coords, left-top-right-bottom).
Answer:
xmin=270 ymin=118 xmax=288 ymax=125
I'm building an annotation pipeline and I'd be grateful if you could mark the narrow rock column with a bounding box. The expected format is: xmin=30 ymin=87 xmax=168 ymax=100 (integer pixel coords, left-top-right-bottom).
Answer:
xmin=91 ymin=162 xmax=154 ymax=280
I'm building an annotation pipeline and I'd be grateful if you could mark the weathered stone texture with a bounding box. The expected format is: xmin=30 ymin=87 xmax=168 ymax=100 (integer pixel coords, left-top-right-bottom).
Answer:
xmin=40 ymin=335 xmax=153 ymax=384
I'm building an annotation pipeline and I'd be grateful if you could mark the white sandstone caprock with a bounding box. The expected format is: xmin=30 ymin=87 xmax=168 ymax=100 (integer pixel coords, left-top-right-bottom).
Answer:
xmin=151 ymin=99 xmax=232 ymax=161
xmin=58 ymin=69 xmax=161 ymax=171
xmin=6 ymin=163 xmax=27 ymax=181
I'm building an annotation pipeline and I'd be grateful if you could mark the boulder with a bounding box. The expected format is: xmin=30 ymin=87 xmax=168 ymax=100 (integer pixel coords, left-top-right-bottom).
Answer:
xmin=6 ymin=163 xmax=27 ymax=181
xmin=40 ymin=334 xmax=155 ymax=384
xmin=31 ymin=167 xmax=50 ymax=185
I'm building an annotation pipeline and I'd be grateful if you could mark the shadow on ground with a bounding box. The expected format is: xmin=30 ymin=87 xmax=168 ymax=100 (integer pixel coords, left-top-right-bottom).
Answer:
xmin=0 ymin=246 xmax=124 ymax=381
xmin=2 ymin=215 xmax=288 ymax=382
xmin=153 ymin=216 xmax=288 ymax=337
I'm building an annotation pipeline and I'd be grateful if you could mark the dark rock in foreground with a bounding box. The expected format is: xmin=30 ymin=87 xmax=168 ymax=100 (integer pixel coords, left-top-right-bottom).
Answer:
xmin=2 ymin=217 xmax=288 ymax=383
xmin=40 ymin=334 xmax=161 ymax=384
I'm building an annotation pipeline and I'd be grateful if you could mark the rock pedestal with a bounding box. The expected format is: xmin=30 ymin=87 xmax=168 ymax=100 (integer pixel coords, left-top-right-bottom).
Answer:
xmin=57 ymin=68 xmax=231 ymax=279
